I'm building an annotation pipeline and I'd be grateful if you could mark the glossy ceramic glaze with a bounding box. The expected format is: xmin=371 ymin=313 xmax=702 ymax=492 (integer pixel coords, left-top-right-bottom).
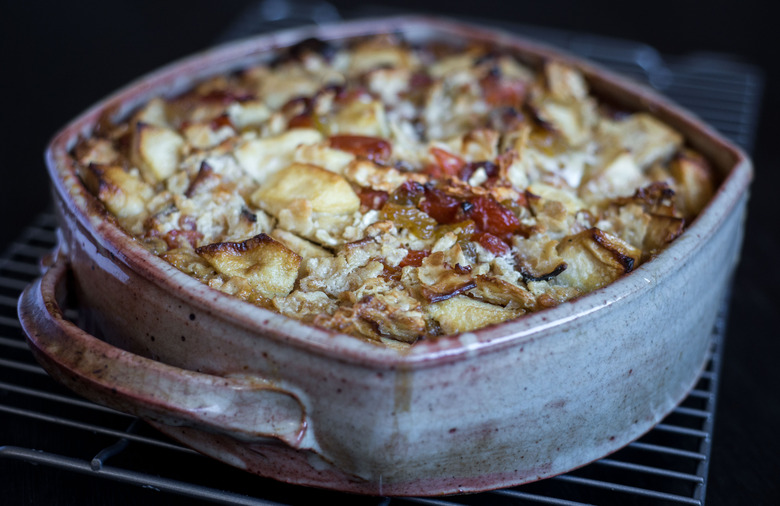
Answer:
xmin=19 ymin=17 xmax=752 ymax=495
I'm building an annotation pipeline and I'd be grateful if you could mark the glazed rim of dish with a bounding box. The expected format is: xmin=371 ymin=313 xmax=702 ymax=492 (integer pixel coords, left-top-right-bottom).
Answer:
xmin=45 ymin=16 xmax=752 ymax=366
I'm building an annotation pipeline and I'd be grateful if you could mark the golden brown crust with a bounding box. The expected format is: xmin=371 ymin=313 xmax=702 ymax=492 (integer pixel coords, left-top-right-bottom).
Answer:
xmin=72 ymin=35 xmax=716 ymax=345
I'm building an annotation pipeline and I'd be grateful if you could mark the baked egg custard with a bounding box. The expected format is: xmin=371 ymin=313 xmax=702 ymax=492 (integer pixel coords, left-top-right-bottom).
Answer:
xmin=73 ymin=35 xmax=715 ymax=346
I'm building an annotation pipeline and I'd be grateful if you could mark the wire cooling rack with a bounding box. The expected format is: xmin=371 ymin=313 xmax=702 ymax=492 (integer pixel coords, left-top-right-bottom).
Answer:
xmin=0 ymin=212 xmax=732 ymax=505
xmin=0 ymin=3 xmax=764 ymax=504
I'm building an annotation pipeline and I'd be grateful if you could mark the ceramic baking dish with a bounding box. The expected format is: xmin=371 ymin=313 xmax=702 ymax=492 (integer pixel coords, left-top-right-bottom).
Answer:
xmin=18 ymin=16 xmax=751 ymax=495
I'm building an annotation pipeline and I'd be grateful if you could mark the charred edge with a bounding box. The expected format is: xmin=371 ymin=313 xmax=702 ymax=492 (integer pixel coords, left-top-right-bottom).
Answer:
xmin=79 ymin=173 xmax=118 ymax=221
xmin=524 ymin=190 xmax=542 ymax=218
xmin=451 ymin=263 xmax=473 ymax=275
xmin=280 ymin=96 xmax=313 ymax=116
xmin=185 ymin=161 xmax=215 ymax=198
xmin=240 ymin=207 xmax=258 ymax=223
xmin=356 ymin=302 xmax=384 ymax=338
xmin=647 ymin=212 xmax=685 ymax=244
xmin=521 ymin=262 xmax=568 ymax=282
xmin=420 ymin=280 xmax=478 ymax=303
xmin=195 ymin=232 xmax=275 ymax=256
xmin=590 ymin=229 xmax=635 ymax=273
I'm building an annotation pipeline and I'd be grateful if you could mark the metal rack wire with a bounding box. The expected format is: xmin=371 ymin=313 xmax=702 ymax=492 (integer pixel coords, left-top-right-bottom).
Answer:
xmin=0 ymin=4 xmax=764 ymax=504
xmin=0 ymin=216 xmax=729 ymax=505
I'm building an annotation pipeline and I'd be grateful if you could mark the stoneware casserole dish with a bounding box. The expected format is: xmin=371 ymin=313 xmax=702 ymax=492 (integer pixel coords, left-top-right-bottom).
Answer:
xmin=18 ymin=16 xmax=752 ymax=495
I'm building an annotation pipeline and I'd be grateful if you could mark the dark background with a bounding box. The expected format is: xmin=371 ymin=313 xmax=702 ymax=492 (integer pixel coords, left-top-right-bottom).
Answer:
xmin=2 ymin=0 xmax=778 ymax=504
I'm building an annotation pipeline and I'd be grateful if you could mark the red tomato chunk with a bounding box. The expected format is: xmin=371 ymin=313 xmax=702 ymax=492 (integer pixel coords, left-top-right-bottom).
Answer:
xmin=330 ymin=135 xmax=392 ymax=164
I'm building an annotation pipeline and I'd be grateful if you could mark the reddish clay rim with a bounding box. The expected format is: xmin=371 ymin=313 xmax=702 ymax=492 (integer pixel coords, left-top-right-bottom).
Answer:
xmin=44 ymin=16 xmax=752 ymax=368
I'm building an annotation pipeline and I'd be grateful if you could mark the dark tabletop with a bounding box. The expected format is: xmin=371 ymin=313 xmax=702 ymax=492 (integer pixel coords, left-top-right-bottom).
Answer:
xmin=2 ymin=1 xmax=778 ymax=504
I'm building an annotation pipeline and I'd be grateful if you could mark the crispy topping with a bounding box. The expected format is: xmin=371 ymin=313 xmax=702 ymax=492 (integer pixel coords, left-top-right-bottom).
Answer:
xmin=73 ymin=35 xmax=715 ymax=345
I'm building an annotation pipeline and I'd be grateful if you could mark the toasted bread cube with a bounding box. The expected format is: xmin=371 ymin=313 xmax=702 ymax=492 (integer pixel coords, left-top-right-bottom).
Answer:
xmin=642 ymin=214 xmax=684 ymax=257
xmin=538 ymin=101 xmax=588 ymax=146
xmin=251 ymin=163 xmax=360 ymax=215
xmin=581 ymin=151 xmax=644 ymax=200
xmin=528 ymin=182 xmax=585 ymax=215
xmin=365 ymin=67 xmax=412 ymax=105
xmin=353 ymin=289 xmax=426 ymax=343
xmin=74 ymin=138 xmax=120 ymax=166
xmin=427 ymin=295 xmax=520 ymax=334
xmin=471 ymin=275 xmax=536 ymax=310
xmin=669 ymin=150 xmax=715 ymax=219
xmin=196 ymin=234 xmax=301 ymax=298
xmin=348 ymin=40 xmax=417 ymax=75
xmin=270 ymin=228 xmax=332 ymax=259
xmin=555 ymin=228 xmax=641 ymax=292
xmin=623 ymin=114 xmax=683 ymax=168
xmin=293 ymin=142 xmax=355 ymax=174
xmin=132 ymin=97 xmax=169 ymax=127
xmin=460 ymin=128 xmax=500 ymax=162
xmin=599 ymin=202 xmax=650 ymax=250
xmin=343 ymin=159 xmax=413 ymax=193
xmin=544 ymin=62 xmax=589 ymax=101
xmin=226 ymin=100 xmax=271 ymax=129
xmin=600 ymin=113 xmax=683 ymax=169
xmin=132 ymin=122 xmax=184 ymax=182
xmin=249 ymin=64 xmax=339 ymax=110
xmin=160 ymin=248 xmax=214 ymax=280
xmin=429 ymin=51 xmax=479 ymax=78
xmin=416 ymin=249 xmax=475 ymax=303
xmin=82 ymin=165 xmax=154 ymax=219
xmin=533 ymin=63 xmax=595 ymax=146
xmin=328 ymin=100 xmax=389 ymax=138
xmin=181 ymin=122 xmax=235 ymax=150
xmin=514 ymin=235 xmax=568 ymax=282
xmin=498 ymin=55 xmax=535 ymax=83
xmin=235 ymin=128 xmax=323 ymax=183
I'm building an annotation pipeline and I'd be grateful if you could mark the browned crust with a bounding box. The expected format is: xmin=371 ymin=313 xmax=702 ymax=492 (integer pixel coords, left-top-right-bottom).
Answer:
xmin=44 ymin=17 xmax=746 ymax=349
xmin=195 ymin=233 xmax=278 ymax=257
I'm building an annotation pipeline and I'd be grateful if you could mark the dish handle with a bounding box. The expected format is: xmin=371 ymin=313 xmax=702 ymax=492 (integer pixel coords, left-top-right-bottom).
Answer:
xmin=17 ymin=257 xmax=309 ymax=449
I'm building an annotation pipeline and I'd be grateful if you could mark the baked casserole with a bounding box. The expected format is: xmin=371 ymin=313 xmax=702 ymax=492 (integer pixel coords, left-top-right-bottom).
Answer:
xmin=73 ymin=34 xmax=715 ymax=346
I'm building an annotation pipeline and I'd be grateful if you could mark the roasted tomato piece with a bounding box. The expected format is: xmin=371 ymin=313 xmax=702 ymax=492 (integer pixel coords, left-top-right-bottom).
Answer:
xmin=200 ymin=89 xmax=254 ymax=104
xmin=466 ymin=196 xmax=521 ymax=237
xmin=399 ymin=249 xmax=430 ymax=268
xmin=480 ymin=71 xmax=527 ymax=108
xmin=427 ymin=147 xmax=466 ymax=178
xmin=357 ymin=187 xmax=389 ymax=210
xmin=419 ymin=186 xmax=461 ymax=224
xmin=403 ymin=72 xmax=434 ymax=103
xmin=329 ymin=135 xmax=392 ymax=164
xmin=287 ymin=113 xmax=315 ymax=129
xmin=410 ymin=72 xmax=433 ymax=88
xmin=281 ymin=96 xmax=312 ymax=114
xmin=471 ymin=232 xmax=510 ymax=256
xmin=210 ymin=114 xmax=235 ymax=130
